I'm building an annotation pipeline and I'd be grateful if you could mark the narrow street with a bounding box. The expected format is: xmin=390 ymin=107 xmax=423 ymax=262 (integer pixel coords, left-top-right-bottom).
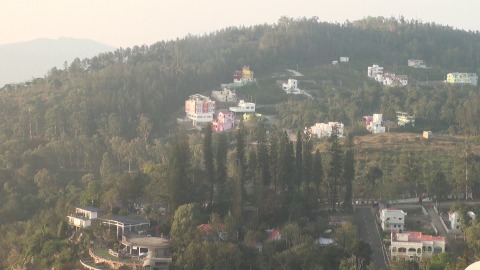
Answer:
xmin=353 ymin=206 xmax=388 ymax=270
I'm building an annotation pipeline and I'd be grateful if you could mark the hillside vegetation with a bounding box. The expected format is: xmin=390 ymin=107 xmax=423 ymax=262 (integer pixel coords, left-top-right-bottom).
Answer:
xmin=1 ymin=16 xmax=480 ymax=269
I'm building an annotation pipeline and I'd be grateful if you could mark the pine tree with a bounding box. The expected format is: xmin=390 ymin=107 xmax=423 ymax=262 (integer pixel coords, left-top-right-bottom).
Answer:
xmin=328 ymin=125 xmax=343 ymax=211
xmin=295 ymin=130 xmax=303 ymax=191
xmin=203 ymin=123 xmax=215 ymax=206
xmin=215 ymin=133 xmax=228 ymax=203
xmin=302 ymin=133 xmax=313 ymax=192
xmin=343 ymin=134 xmax=354 ymax=210
xmin=312 ymin=149 xmax=324 ymax=204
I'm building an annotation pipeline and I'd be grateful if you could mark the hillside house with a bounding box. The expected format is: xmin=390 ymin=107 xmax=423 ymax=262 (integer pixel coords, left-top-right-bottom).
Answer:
xmin=408 ymin=59 xmax=427 ymax=68
xmin=185 ymin=94 xmax=216 ymax=126
xmin=363 ymin=114 xmax=385 ymax=134
xmin=448 ymin=211 xmax=476 ymax=231
xmin=446 ymin=72 xmax=478 ymax=86
xmin=211 ymin=87 xmax=237 ymax=102
xmin=383 ymin=73 xmax=408 ymax=87
xmin=390 ymin=231 xmax=445 ymax=261
xmin=99 ymin=215 xmax=150 ymax=239
xmin=212 ymin=111 xmax=234 ymax=132
xmin=340 ymin=56 xmax=349 ymax=62
xmin=307 ymin=122 xmax=344 ymax=139
xmin=367 ymin=64 xmax=384 ymax=83
xmin=396 ymin=111 xmax=415 ymax=127
xmin=380 ymin=208 xmax=407 ymax=232
xmin=282 ymin=79 xmax=300 ymax=93
xmin=67 ymin=206 xmax=102 ymax=229
xmin=229 ymin=100 xmax=255 ymax=113
xmin=121 ymin=234 xmax=172 ymax=270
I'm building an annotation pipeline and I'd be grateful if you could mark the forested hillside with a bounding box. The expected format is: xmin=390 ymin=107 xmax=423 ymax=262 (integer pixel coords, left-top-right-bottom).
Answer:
xmin=2 ymin=16 xmax=480 ymax=269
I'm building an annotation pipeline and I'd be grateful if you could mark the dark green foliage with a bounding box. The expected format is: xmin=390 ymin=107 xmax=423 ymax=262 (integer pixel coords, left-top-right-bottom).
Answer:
xmin=328 ymin=125 xmax=343 ymax=211
xmin=343 ymin=135 xmax=354 ymax=209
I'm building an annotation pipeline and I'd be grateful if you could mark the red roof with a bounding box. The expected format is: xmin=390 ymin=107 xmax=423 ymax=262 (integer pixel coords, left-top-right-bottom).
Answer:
xmin=392 ymin=231 xmax=445 ymax=242
xmin=267 ymin=229 xmax=281 ymax=241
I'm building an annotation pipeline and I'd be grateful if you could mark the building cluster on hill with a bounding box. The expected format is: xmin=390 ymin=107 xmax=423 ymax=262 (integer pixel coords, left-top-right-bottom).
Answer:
xmin=367 ymin=64 xmax=408 ymax=87
xmin=376 ymin=206 xmax=446 ymax=262
xmin=183 ymin=66 xmax=258 ymax=132
xmin=68 ymin=206 xmax=172 ymax=270
xmin=446 ymin=72 xmax=478 ymax=86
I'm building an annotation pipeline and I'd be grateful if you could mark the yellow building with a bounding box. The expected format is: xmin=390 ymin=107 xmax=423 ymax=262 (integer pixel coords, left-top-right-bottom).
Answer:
xmin=242 ymin=66 xmax=254 ymax=81
xmin=446 ymin=72 xmax=478 ymax=86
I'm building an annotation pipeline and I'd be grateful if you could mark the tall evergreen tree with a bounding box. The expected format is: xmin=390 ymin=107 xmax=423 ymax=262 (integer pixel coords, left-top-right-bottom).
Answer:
xmin=343 ymin=134 xmax=354 ymax=210
xmin=203 ymin=123 xmax=215 ymax=206
xmin=256 ymin=122 xmax=271 ymax=188
xmin=328 ymin=125 xmax=343 ymax=211
xmin=312 ymin=149 xmax=324 ymax=204
xmin=295 ymin=130 xmax=303 ymax=191
xmin=269 ymin=128 xmax=279 ymax=192
xmin=215 ymin=133 xmax=228 ymax=203
xmin=169 ymin=127 xmax=191 ymax=210
xmin=302 ymin=133 xmax=313 ymax=191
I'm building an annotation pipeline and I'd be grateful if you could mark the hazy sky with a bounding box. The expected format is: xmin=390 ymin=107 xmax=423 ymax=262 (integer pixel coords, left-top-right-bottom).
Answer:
xmin=1 ymin=0 xmax=479 ymax=48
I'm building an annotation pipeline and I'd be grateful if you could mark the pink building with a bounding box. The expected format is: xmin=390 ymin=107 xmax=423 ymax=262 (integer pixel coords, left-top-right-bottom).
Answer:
xmin=212 ymin=111 xmax=234 ymax=132
xmin=185 ymin=94 xmax=215 ymax=126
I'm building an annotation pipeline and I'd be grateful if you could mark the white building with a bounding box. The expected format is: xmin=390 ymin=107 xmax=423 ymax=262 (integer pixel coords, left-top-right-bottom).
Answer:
xmin=185 ymin=94 xmax=216 ymax=126
xmin=446 ymin=73 xmax=478 ymax=86
xmin=384 ymin=73 xmax=408 ymax=87
xmin=390 ymin=231 xmax=445 ymax=261
xmin=340 ymin=57 xmax=349 ymax=63
xmin=211 ymin=87 xmax=237 ymax=102
xmin=67 ymin=206 xmax=102 ymax=229
xmin=363 ymin=114 xmax=385 ymax=134
xmin=408 ymin=59 xmax=427 ymax=68
xmin=380 ymin=208 xmax=407 ymax=231
xmin=368 ymin=64 xmax=384 ymax=83
xmin=307 ymin=122 xmax=344 ymax=139
xmin=448 ymin=211 xmax=476 ymax=231
xmin=282 ymin=79 xmax=300 ymax=93
xmin=229 ymin=100 xmax=255 ymax=113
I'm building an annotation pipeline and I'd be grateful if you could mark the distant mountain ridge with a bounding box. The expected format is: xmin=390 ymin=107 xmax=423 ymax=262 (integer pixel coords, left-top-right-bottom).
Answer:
xmin=0 ymin=37 xmax=115 ymax=86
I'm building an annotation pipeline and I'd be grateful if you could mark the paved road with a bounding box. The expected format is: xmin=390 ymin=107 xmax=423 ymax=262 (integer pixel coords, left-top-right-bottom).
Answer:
xmin=354 ymin=206 xmax=388 ymax=270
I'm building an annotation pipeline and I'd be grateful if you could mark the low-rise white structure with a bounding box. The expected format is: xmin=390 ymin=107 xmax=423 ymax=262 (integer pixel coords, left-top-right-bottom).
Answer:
xmin=283 ymin=79 xmax=299 ymax=93
xmin=363 ymin=114 xmax=385 ymax=134
xmin=446 ymin=72 xmax=478 ymax=86
xmin=390 ymin=231 xmax=445 ymax=261
xmin=307 ymin=122 xmax=344 ymax=139
xmin=448 ymin=211 xmax=476 ymax=231
xmin=67 ymin=206 xmax=102 ymax=229
xmin=211 ymin=87 xmax=237 ymax=102
xmin=368 ymin=64 xmax=384 ymax=83
xmin=229 ymin=100 xmax=255 ymax=113
xmin=380 ymin=208 xmax=406 ymax=231
xmin=408 ymin=59 xmax=427 ymax=68
xmin=340 ymin=57 xmax=349 ymax=63
xmin=384 ymin=73 xmax=408 ymax=87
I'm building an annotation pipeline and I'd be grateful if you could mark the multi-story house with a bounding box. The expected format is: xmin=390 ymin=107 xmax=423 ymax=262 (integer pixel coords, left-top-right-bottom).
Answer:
xmin=185 ymin=94 xmax=216 ymax=126
xmin=212 ymin=111 xmax=234 ymax=132
xmin=67 ymin=206 xmax=102 ymax=229
xmin=368 ymin=64 xmax=384 ymax=83
xmin=211 ymin=87 xmax=237 ymax=102
xmin=380 ymin=208 xmax=406 ymax=231
xmin=363 ymin=114 xmax=385 ymax=134
xmin=307 ymin=122 xmax=344 ymax=139
xmin=446 ymin=72 xmax=478 ymax=86
xmin=390 ymin=231 xmax=445 ymax=261
xmin=229 ymin=100 xmax=255 ymax=113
